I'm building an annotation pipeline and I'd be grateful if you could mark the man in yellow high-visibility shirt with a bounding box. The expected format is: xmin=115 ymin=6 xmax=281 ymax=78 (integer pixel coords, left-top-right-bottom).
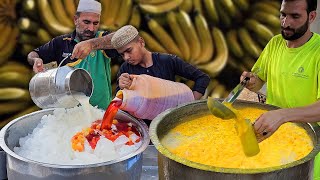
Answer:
xmin=241 ymin=0 xmax=320 ymax=179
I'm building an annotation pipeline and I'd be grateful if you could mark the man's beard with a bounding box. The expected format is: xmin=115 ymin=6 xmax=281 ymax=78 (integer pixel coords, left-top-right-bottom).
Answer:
xmin=77 ymin=30 xmax=95 ymax=41
xmin=281 ymin=18 xmax=309 ymax=40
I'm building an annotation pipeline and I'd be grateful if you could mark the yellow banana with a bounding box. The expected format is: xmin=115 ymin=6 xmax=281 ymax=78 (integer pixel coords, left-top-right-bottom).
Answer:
xmin=147 ymin=18 xmax=182 ymax=57
xmin=100 ymin=0 xmax=112 ymax=26
xmin=215 ymin=0 xmax=231 ymax=28
xmin=139 ymin=0 xmax=183 ymax=14
xmin=22 ymin=0 xmax=38 ymax=20
xmin=114 ymin=0 xmax=133 ymax=29
xmin=0 ymin=61 xmax=31 ymax=74
xmin=138 ymin=0 xmax=171 ymax=4
xmin=244 ymin=19 xmax=274 ymax=44
xmin=37 ymin=0 xmax=73 ymax=36
xmin=128 ymin=5 xmax=141 ymax=29
xmin=232 ymin=0 xmax=249 ymax=11
xmin=0 ymin=24 xmax=12 ymax=50
xmin=210 ymin=84 xmax=226 ymax=98
xmin=0 ymin=102 xmax=32 ymax=116
xmin=203 ymin=0 xmax=219 ymax=24
xmin=198 ymin=27 xmax=228 ymax=78
xmin=193 ymin=0 xmax=202 ymax=14
xmin=107 ymin=0 xmax=122 ymax=28
xmin=252 ymin=11 xmax=280 ymax=29
xmin=0 ymin=70 xmax=32 ymax=88
xmin=0 ymin=88 xmax=31 ymax=102
xmin=227 ymin=56 xmax=248 ymax=73
xmin=202 ymin=80 xmax=218 ymax=99
xmin=252 ymin=2 xmax=280 ymax=17
xmin=166 ymin=11 xmax=190 ymax=61
xmin=194 ymin=12 xmax=214 ymax=64
xmin=21 ymin=44 xmax=35 ymax=57
xmin=0 ymin=27 xmax=18 ymax=61
xmin=19 ymin=33 xmax=41 ymax=46
xmin=238 ymin=28 xmax=262 ymax=59
xmin=180 ymin=0 xmax=193 ymax=13
xmin=18 ymin=17 xmax=39 ymax=33
xmin=176 ymin=10 xmax=201 ymax=62
xmin=50 ymin=0 xmax=74 ymax=28
xmin=63 ymin=0 xmax=76 ymax=20
xmin=242 ymin=56 xmax=257 ymax=70
xmin=262 ymin=0 xmax=281 ymax=9
xmin=226 ymin=29 xmax=244 ymax=58
xmin=219 ymin=0 xmax=237 ymax=18
xmin=140 ymin=31 xmax=167 ymax=53
xmin=37 ymin=28 xmax=53 ymax=44
xmin=0 ymin=106 xmax=40 ymax=128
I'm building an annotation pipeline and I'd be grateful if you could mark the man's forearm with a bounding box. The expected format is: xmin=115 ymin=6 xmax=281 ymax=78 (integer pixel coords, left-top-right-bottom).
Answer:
xmin=281 ymin=101 xmax=320 ymax=124
xmin=27 ymin=51 xmax=39 ymax=65
xmin=89 ymin=33 xmax=114 ymax=50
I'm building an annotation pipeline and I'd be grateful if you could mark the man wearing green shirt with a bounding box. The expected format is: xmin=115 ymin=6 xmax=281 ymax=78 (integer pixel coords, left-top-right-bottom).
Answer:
xmin=241 ymin=0 xmax=320 ymax=178
xmin=27 ymin=0 xmax=118 ymax=109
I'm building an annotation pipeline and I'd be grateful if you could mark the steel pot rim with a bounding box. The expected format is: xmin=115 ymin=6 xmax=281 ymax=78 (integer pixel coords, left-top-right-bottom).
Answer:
xmin=0 ymin=108 xmax=150 ymax=169
xmin=150 ymin=99 xmax=320 ymax=174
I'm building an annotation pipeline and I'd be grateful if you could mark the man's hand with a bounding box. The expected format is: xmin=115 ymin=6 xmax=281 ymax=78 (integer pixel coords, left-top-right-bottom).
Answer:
xmin=71 ymin=41 xmax=93 ymax=59
xmin=33 ymin=58 xmax=45 ymax=73
xmin=118 ymin=73 xmax=133 ymax=89
xmin=253 ymin=109 xmax=287 ymax=142
xmin=240 ymin=71 xmax=264 ymax=92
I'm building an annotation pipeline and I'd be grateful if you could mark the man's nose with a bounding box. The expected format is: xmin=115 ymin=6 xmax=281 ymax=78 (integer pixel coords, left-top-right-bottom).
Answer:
xmin=87 ymin=24 xmax=94 ymax=31
xmin=282 ymin=16 xmax=291 ymax=28
xmin=123 ymin=53 xmax=130 ymax=61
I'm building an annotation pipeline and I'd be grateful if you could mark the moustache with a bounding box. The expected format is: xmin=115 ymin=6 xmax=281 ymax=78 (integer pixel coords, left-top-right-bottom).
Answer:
xmin=281 ymin=27 xmax=294 ymax=31
xmin=83 ymin=31 xmax=94 ymax=36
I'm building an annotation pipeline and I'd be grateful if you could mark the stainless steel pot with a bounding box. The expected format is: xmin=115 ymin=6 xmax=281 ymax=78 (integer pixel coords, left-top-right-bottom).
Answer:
xmin=150 ymin=99 xmax=320 ymax=180
xmin=0 ymin=147 xmax=6 ymax=179
xmin=0 ymin=109 xmax=150 ymax=180
xmin=29 ymin=66 xmax=93 ymax=109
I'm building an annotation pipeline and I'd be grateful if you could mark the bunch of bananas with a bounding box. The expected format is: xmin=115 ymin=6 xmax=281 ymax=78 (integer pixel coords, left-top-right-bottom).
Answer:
xmin=0 ymin=0 xmax=19 ymax=64
xmin=13 ymin=0 xmax=281 ymax=114
xmin=0 ymin=61 xmax=39 ymax=128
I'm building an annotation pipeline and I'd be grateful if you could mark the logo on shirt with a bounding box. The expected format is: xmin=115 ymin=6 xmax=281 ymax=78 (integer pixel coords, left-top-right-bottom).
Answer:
xmin=292 ymin=66 xmax=308 ymax=79
xmin=62 ymin=52 xmax=71 ymax=58
xmin=298 ymin=67 xmax=304 ymax=73
xmin=90 ymin=51 xmax=96 ymax=58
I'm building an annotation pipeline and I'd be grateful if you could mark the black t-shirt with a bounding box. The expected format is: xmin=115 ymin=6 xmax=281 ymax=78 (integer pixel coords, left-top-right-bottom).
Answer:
xmin=116 ymin=52 xmax=210 ymax=94
xmin=34 ymin=30 xmax=119 ymax=65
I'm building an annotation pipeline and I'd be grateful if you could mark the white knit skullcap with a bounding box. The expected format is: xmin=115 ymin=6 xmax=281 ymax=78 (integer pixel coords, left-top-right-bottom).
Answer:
xmin=111 ymin=25 xmax=139 ymax=49
xmin=77 ymin=0 xmax=101 ymax=15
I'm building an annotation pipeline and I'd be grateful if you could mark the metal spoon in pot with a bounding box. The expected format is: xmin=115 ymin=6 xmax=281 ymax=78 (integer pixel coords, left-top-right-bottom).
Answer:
xmin=207 ymin=69 xmax=260 ymax=119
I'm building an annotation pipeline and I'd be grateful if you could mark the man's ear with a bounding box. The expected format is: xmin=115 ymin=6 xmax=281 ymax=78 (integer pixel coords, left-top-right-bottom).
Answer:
xmin=74 ymin=16 xmax=78 ymax=25
xmin=309 ymin=10 xmax=317 ymax=24
xmin=139 ymin=36 xmax=145 ymax=47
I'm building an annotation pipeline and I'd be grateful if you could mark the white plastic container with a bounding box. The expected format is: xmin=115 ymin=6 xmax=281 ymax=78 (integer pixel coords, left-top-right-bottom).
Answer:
xmin=116 ymin=74 xmax=195 ymax=120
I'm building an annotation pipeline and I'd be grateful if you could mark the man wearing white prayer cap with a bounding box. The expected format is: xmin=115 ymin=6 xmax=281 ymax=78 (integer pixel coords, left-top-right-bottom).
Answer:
xmin=27 ymin=0 xmax=119 ymax=109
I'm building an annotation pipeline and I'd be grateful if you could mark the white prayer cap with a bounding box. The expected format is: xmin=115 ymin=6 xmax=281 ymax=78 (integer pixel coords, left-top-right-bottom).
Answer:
xmin=111 ymin=25 xmax=139 ymax=49
xmin=77 ymin=0 xmax=101 ymax=15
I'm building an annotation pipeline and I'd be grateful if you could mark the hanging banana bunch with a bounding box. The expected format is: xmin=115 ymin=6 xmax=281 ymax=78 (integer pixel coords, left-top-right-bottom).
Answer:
xmin=0 ymin=0 xmax=19 ymax=64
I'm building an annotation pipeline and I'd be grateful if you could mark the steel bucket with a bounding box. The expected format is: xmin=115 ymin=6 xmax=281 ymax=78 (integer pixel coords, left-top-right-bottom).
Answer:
xmin=150 ymin=99 xmax=320 ymax=180
xmin=29 ymin=66 xmax=93 ymax=109
xmin=0 ymin=109 xmax=150 ymax=180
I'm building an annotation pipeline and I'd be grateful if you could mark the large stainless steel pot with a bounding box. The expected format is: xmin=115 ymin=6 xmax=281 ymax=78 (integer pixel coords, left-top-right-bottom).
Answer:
xmin=150 ymin=99 xmax=320 ymax=180
xmin=0 ymin=147 xmax=6 ymax=179
xmin=0 ymin=109 xmax=150 ymax=180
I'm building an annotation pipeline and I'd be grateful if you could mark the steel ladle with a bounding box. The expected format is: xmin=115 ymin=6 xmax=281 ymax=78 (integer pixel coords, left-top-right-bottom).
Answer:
xmin=207 ymin=76 xmax=250 ymax=119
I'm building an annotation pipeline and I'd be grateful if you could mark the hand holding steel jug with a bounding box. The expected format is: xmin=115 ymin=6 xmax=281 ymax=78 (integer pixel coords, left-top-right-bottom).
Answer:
xmin=29 ymin=54 xmax=93 ymax=109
